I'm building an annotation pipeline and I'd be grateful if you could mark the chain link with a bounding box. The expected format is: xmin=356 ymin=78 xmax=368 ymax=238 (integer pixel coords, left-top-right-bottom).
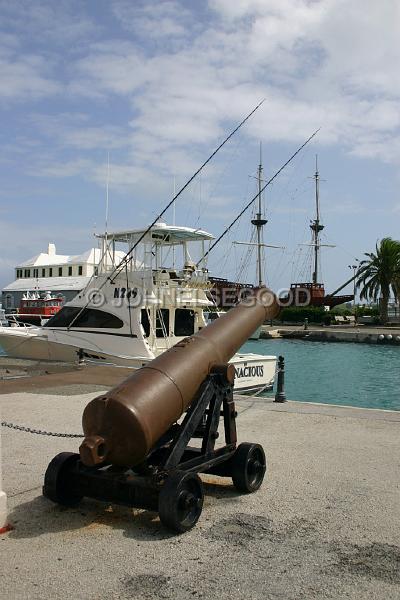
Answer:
xmin=1 ymin=421 xmax=84 ymax=438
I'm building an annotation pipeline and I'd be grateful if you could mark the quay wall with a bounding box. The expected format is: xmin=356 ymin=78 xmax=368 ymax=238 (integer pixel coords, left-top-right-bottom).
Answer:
xmin=304 ymin=330 xmax=400 ymax=344
xmin=261 ymin=327 xmax=400 ymax=345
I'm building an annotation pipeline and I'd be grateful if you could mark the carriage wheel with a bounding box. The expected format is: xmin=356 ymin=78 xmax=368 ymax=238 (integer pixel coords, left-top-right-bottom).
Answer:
xmin=43 ymin=452 xmax=83 ymax=506
xmin=231 ymin=443 xmax=266 ymax=493
xmin=158 ymin=471 xmax=204 ymax=533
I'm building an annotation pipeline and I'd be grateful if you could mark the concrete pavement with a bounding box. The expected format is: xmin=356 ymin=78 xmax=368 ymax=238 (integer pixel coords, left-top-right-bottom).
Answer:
xmin=0 ymin=385 xmax=399 ymax=599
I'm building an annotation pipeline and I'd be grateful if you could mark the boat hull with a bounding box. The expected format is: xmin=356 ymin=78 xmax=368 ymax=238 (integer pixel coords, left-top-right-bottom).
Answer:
xmin=0 ymin=329 xmax=276 ymax=394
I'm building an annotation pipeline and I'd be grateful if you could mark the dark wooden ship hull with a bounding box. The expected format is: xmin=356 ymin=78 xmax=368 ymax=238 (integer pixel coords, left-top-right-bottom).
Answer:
xmin=287 ymin=282 xmax=353 ymax=308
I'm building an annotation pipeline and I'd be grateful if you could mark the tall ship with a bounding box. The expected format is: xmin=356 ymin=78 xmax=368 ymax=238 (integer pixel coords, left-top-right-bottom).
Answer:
xmin=233 ymin=145 xmax=268 ymax=339
xmin=0 ymin=223 xmax=277 ymax=394
xmin=288 ymin=157 xmax=354 ymax=308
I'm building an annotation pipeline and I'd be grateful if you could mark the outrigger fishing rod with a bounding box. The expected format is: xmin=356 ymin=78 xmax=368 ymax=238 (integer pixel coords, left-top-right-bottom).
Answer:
xmin=197 ymin=128 xmax=320 ymax=267
xmin=68 ymin=100 xmax=266 ymax=329
xmin=110 ymin=99 xmax=266 ymax=280
xmin=68 ymin=105 xmax=319 ymax=330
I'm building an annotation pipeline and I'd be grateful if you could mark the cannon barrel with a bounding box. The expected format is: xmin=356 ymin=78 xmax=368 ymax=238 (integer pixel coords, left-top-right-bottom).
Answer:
xmin=80 ymin=288 xmax=279 ymax=467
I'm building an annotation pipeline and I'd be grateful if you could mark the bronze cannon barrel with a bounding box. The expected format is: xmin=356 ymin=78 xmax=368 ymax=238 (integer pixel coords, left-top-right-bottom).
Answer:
xmin=80 ymin=288 xmax=279 ymax=467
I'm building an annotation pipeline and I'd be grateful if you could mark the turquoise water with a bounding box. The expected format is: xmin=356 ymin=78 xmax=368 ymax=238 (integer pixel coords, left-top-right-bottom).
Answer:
xmin=1 ymin=339 xmax=399 ymax=411
xmin=242 ymin=339 xmax=400 ymax=411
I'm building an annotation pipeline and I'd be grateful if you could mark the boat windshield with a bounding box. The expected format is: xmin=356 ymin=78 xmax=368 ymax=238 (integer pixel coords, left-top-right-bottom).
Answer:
xmin=45 ymin=306 xmax=124 ymax=329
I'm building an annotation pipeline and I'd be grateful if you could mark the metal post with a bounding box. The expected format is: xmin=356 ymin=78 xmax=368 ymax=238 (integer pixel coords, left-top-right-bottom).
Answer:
xmin=274 ymin=356 xmax=287 ymax=403
xmin=348 ymin=263 xmax=358 ymax=307
xmin=304 ymin=317 xmax=309 ymax=330
xmin=0 ymin=411 xmax=9 ymax=533
xmin=77 ymin=348 xmax=85 ymax=365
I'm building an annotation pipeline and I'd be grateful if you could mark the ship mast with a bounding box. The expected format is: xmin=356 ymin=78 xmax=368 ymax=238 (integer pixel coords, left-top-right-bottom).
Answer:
xmin=251 ymin=142 xmax=268 ymax=286
xmin=310 ymin=155 xmax=324 ymax=284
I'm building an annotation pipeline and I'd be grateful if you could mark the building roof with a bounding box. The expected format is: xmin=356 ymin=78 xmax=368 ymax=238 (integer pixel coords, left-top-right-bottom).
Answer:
xmin=18 ymin=252 xmax=70 ymax=268
xmin=2 ymin=277 xmax=90 ymax=293
xmin=16 ymin=244 xmax=125 ymax=269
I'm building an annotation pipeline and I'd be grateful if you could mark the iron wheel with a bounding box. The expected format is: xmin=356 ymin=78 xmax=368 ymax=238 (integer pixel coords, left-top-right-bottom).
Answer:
xmin=231 ymin=443 xmax=266 ymax=493
xmin=43 ymin=452 xmax=83 ymax=506
xmin=158 ymin=471 xmax=204 ymax=533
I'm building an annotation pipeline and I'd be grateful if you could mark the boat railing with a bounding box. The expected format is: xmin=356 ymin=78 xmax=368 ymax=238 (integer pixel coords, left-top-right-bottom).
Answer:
xmin=1 ymin=316 xmax=34 ymax=333
xmin=152 ymin=271 xmax=211 ymax=290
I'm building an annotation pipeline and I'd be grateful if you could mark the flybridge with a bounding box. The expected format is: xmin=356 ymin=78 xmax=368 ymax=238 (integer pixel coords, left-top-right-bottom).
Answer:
xmin=95 ymin=222 xmax=215 ymax=275
xmin=96 ymin=223 xmax=214 ymax=245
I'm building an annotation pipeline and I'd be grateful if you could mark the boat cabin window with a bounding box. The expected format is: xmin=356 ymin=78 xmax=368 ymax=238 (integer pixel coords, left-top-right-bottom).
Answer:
xmin=45 ymin=307 xmax=124 ymax=329
xmin=58 ymin=267 xmax=63 ymax=277
xmin=155 ymin=309 xmax=170 ymax=338
xmin=78 ymin=266 xmax=83 ymax=276
xmin=42 ymin=268 xmax=45 ymax=277
xmin=174 ymin=309 xmax=195 ymax=336
xmin=49 ymin=268 xmax=52 ymax=277
xmin=68 ymin=266 xmax=72 ymax=276
xmin=141 ymin=309 xmax=150 ymax=338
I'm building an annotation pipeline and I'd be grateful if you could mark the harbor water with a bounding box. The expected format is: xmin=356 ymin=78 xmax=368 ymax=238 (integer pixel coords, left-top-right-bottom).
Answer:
xmin=1 ymin=340 xmax=399 ymax=411
xmin=242 ymin=339 xmax=400 ymax=411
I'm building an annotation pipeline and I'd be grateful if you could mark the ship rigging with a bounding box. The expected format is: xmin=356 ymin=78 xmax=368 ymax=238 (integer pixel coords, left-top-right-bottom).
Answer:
xmin=289 ymin=157 xmax=354 ymax=308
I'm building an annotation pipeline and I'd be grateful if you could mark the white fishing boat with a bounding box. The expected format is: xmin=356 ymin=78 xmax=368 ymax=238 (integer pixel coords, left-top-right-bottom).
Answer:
xmin=0 ymin=223 xmax=276 ymax=393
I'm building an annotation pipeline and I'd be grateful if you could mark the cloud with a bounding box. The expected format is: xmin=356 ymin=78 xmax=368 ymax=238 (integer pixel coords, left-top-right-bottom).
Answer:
xmin=29 ymin=113 xmax=132 ymax=150
xmin=3 ymin=0 xmax=400 ymax=222
xmin=73 ymin=41 xmax=150 ymax=96
xmin=0 ymin=0 xmax=100 ymax=46
xmin=111 ymin=1 xmax=193 ymax=41
xmin=0 ymin=49 xmax=60 ymax=101
xmin=53 ymin=0 xmax=398 ymax=175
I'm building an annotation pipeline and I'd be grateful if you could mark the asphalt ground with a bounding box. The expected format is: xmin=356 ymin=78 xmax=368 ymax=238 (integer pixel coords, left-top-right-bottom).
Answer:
xmin=0 ymin=385 xmax=399 ymax=600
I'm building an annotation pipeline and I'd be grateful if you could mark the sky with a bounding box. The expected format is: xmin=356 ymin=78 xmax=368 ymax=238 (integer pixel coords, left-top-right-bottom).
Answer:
xmin=1 ymin=0 xmax=400 ymax=297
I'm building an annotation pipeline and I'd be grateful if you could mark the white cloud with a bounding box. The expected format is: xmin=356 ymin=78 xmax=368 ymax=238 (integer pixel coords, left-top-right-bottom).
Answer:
xmin=0 ymin=51 xmax=60 ymax=101
xmin=111 ymin=1 xmax=192 ymax=40
xmin=29 ymin=113 xmax=132 ymax=151
xmin=0 ymin=0 xmax=99 ymax=45
xmin=3 ymin=0 xmax=400 ymax=205
xmin=54 ymin=0 xmax=399 ymax=174
xmin=73 ymin=41 xmax=150 ymax=95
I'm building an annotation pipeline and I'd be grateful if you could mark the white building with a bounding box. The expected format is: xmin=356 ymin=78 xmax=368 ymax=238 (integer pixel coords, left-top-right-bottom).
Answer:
xmin=1 ymin=243 xmax=125 ymax=309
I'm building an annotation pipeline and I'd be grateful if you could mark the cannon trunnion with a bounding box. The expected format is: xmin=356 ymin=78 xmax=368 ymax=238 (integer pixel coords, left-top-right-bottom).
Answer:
xmin=43 ymin=367 xmax=266 ymax=533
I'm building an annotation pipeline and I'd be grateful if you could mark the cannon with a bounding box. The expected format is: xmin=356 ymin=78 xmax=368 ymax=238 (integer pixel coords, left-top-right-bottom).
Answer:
xmin=43 ymin=288 xmax=279 ymax=533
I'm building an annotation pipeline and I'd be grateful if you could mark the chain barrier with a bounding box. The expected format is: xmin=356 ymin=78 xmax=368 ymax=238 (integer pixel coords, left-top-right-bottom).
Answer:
xmin=1 ymin=421 xmax=84 ymax=438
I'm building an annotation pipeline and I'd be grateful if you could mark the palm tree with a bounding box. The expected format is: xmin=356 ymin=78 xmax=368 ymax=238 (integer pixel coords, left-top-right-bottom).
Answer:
xmin=356 ymin=237 xmax=400 ymax=324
